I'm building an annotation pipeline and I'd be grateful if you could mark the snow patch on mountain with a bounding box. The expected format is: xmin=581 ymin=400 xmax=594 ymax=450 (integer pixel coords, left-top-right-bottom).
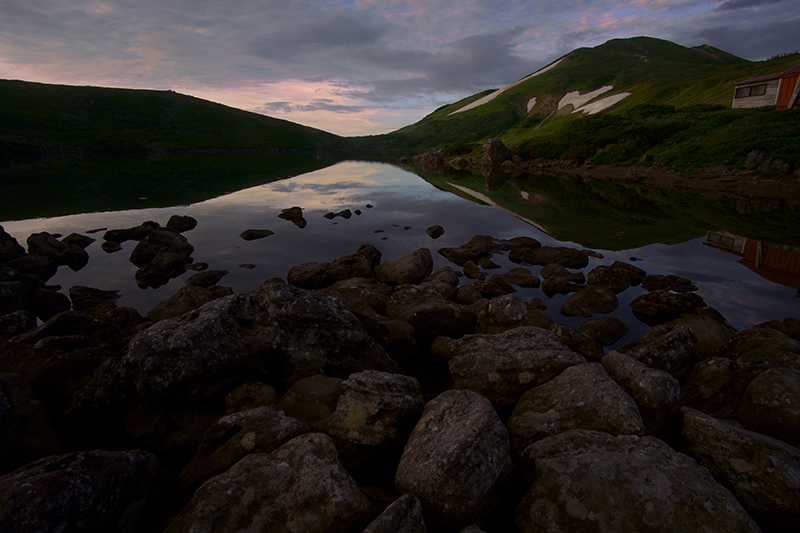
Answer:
xmin=450 ymin=58 xmax=565 ymax=115
xmin=575 ymin=92 xmax=631 ymax=114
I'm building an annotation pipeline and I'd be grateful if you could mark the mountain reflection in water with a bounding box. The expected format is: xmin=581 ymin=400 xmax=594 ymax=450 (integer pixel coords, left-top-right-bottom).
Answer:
xmin=1 ymin=159 xmax=797 ymax=349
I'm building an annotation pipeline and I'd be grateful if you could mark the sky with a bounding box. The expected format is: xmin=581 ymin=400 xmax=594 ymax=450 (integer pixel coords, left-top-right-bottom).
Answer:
xmin=1 ymin=1 xmax=798 ymax=136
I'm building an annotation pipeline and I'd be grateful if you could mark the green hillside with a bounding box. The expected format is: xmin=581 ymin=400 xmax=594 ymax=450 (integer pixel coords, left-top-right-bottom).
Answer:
xmin=0 ymin=80 xmax=344 ymax=157
xmin=383 ymin=37 xmax=800 ymax=170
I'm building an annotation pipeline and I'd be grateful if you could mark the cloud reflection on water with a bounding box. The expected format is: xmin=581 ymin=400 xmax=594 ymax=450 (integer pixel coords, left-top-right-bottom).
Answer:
xmin=2 ymin=161 xmax=797 ymax=332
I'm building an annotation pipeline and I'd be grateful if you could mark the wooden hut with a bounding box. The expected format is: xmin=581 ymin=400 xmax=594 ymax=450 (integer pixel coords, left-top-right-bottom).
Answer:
xmin=732 ymin=63 xmax=800 ymax=110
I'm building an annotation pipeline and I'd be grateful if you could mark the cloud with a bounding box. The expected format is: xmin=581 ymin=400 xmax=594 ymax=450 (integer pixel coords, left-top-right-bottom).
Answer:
xmin=715 ymin=0 xmax=790 ymax=11
xmin=1 ymin=1 xmax=798 ymax=135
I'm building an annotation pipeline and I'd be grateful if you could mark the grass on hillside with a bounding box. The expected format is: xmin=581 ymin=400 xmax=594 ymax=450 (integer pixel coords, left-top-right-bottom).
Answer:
xmin=513 ymin=104 xmax=800 ymax=171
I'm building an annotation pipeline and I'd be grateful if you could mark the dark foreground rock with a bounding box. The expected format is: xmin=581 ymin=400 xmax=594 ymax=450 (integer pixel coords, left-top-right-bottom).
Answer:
xmin=167 ymin=433 xmax=371 ymax=533
xmin=682 ymin=407 xmax=800 ymax=532
xmin=516 ymin=429 xmax=761 ymax=532
xmin=395 ymin=390 xmax=516 ymax=532
xmin=0 ymin=449 xmax=171 ymax=533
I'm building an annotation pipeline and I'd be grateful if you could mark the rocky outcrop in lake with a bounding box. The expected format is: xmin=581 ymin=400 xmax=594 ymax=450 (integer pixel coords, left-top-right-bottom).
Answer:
xmin=1 ymin=229 xmax=799 ymax=532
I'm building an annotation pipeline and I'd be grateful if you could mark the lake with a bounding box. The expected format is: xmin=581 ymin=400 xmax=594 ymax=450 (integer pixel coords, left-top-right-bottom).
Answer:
xmin=2 ymin=156 xmax=798 ymax=349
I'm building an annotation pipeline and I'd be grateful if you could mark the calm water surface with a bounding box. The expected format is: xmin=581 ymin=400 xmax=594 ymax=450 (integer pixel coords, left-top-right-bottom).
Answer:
xmin=2 ymin=160 xmax=797 ymax=348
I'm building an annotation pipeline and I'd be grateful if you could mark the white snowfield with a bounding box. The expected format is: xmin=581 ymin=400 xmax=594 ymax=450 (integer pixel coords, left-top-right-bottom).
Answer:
xmin=449 ymin=58 xmax=565 ymax=115
xmin=449 ymin=58 xmax=631 ymax=117
xmin=559 ymin=86 xmax=632 ymax=115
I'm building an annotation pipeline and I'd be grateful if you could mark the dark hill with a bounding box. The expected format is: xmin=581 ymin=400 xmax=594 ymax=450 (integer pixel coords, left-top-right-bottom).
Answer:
xmin=0 ymin=80 xmax=344 ymax=157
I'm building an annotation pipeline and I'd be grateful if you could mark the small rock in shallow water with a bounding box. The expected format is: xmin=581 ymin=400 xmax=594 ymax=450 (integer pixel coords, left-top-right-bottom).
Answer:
xmin=239 ymin=229 xmax=274 ymax=241
xmin=425 ymin=225 xmax=445 ymax=239
xmin=238 ymin=263 xmax=256 ymax=269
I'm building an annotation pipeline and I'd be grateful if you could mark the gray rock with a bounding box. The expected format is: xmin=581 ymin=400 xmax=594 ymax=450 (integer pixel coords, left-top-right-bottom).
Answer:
xmin=0 ymin=226 xmax=25 ymax=263
xmin=315 ymin=370 xmax=424 ymax=468
xmin=580 ymin=316 xmax=630 ymax=346
xmin=178 ymin=406 xmax=308 ymax=494
xmin=669 ymin=309 xmax=736 ymax=359
xmin=425 ymin=225 xmax=444 ymax=239
xmin=60 ymin=232 xmax=95 ymax=249
xmin=680 ymin=356 xmax=775 ymax=419
xmin=68 ymin=286 xmax=121 ymax=311
xmin=0 ymin=310 xmax=36 ymax=339
xmin=129 ymin=227 xmax=193 ymax=267
xmin=364 ymin=493 xmax=426 ymax=533
xmin=682 ymin=407 xmax=800 ymax=532
xmin=395 ymin=390 xmax=515 ymax=532
xmin=516 ymin=429 xmax=760 ymax=532
xmin=481 ymin=138 xmax=513 ymax=167
xmin=166 ymin=433 xmax=371 ymax=533
xmin=449 ymin=326 xmax=585 ymax=406
xmin=0 ymin=382 xmax=22 ymax=472
xmin=630 ymin=290 xmax=706 ymax=325
xmin=418 ymin=266 xmax=460 ymax=300
xmin=724 ymin=327 xmax=800 ymax=371
xmin=166 ymin=215 xmax=198 ymax=232
xmin=734 ymin=368 xmax=800 ymax=448
xmin=225 ymin=382 xmax=278 ymax=414
xmin=146 ymin=284 xmax=233 ymax=321
xmin=744 ymin=149 xmax=767 ymax=170
xmin=560 ymin=285 xmax=619 ymax=317
xmin=76 ymin=280 xmax=397 ymax=416
xmin=278 ymin=206 xmax=307 ymax=228
xmin=473 ymin=294 xmax=530 ymax=334
xmin=0 ymin=449 xmax=171 ymax=533
xmin=587 ymin=264 xmax=635 ymax=293
xmin=541 ymin=275 xmax=584 ymax=296
xmin=501 ymin=267 xmax=539 ymax=288
xmin=539 ymin=263 xmax=585 ymax=283
xmin=619 ymin=323 xmax=699 ymax=379
xmin=602 ymin=351 xmax=680 ymax=440
xmin=375 ymin=248 xmax=433 ymax=286
xmin=185 ymin=269 xmax=229 ymax=287
xmin=288 ymin=245 xmax=380 ymax=290
xmin=278 ymin=375 xmax=345 ymax=426
xmin=386 ymin=285 xmax=477 ymax=339
xmin=319 ymin=277 xmax=393 ymax=315
xmin=507 ymin=363 xmax=644 ymax=451
xmin=239 ymin=228 xmax=274 ymax=240
xmin=550 ymin=324 xmax=605 ymax=362
xmin=102 ymin=220 xmax=159 ymax=243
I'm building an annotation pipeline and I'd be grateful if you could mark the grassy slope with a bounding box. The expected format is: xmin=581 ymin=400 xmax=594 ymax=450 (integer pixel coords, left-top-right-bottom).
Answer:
xmin=382 ymin=37 xmax=800 ymax=170
xmin=0 ymin=80 xmax=344 ymax=156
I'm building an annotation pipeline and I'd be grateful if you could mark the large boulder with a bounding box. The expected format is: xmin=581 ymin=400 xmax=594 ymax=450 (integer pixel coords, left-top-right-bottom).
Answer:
xmin=669 ymin=309 xmax=737 ymax=359
xmin=550 ymin=324 xmax=605 ymax=362
xmin=560 ymin=285 xmax=619 ymax=317
xmin=723 ymin=327 xmax=800 ymax=371
xmin=0 ymin=449 xmax=171 ymax=533
xmin=146 ymin=284 xmax=234 ymax=321
xmin=278 ymin=375 xmax=344 ymax=426
xmin=438 ymin=235 xmax=536 ymax=267
xmin=481 ymin=138 xmax=513 ymax=167
xmin=516 ymin=429 xmax=760 ymax=532
xmin=602 ymin=351 xmax=680 ymax=440
xmin=507 ymin=363 xmax=644 ymax=452
xmin=630 ymin=290 xmax=706 ymax=325
xmin=287 ymin=245 xmax=381 ymax=290
xmin=178 ymin=406 xmax=308 ymax=494
xmin=734 ymin=368 xmax=800 ymax=448
xmin=385 ymin=285 xmax=477 ymax=339
xmin=315 ymin=370 xmax=425 ymax=469
xmin=580 ymin=316 xmax=630 ymax=346
xmin=166 ymin=433 xmax=371 ymax=533
xmin=682 ymin=407 xmax=800 ymax=532
xmin=0 ymin=226 xmax=25 ymax=263
xmin=363 ymin=493 xmax=426 ymax=533
xmin=586 ymin=261 xmax=645 ymax=293
xmin=92 ymin=279 xmax=397 ymax=401
xmin=680 ymin=356 xmax=774 ymax=419
xmin=395 ymin=390 xmax=515 ymax=532
xmin=375 ymin=248 xmax=433 ymax=286
xmin=449 ymin=326 xmax=585 ymax=406
xmin=618 ymin=323 xmax=699 ymax=379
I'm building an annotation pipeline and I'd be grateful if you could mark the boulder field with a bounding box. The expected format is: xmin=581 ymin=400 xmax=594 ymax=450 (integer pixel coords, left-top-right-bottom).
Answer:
xmin=1 ymin=226 xmax=799 ymax=532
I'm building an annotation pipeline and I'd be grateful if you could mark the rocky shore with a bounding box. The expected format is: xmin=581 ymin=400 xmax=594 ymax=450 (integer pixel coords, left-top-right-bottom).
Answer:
xmin=1 ymin=216 xmax=800 ymax=532
xmin=406 ymin=141 xmax=800 ymax=202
